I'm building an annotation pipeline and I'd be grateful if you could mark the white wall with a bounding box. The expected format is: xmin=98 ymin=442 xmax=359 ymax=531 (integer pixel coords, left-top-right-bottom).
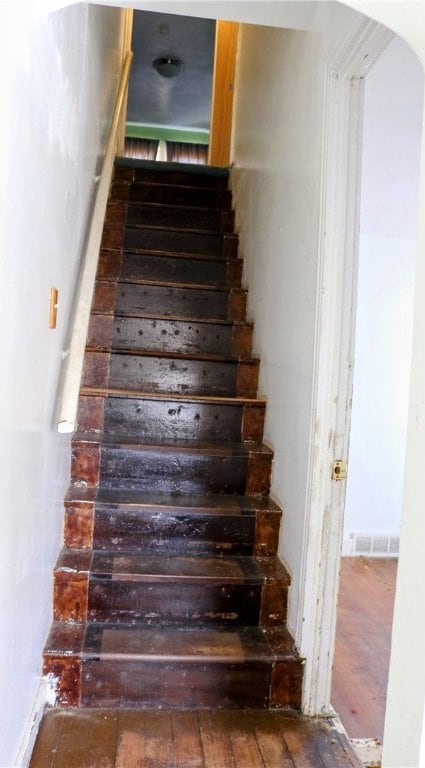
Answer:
xmin=0 ymin=3 xmax=124 ymax=764
xmin=229 ymin=4 xmax=362 ymax=635
xmin=343 ymin=35 xmax=423 ymax=553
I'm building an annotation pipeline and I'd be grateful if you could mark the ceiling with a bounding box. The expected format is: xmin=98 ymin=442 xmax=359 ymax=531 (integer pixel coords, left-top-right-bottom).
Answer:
xmin=127 ymin=11 xmax=216 ymax=139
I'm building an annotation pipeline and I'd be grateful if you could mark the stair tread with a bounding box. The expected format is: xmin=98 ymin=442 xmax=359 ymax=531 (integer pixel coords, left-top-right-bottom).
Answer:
xmin=123 ymin=225 xmax=237 ymax=241
xmin=91 ymin=309 xmax=253 ymax=328
xmin=72 ymin=432 xmax=273 ymax=456
xmin=120 ymin=246 xmax=239 ymax=263
xmin=65 ymin=486 xmax=281 ymax=514
xmin=124 ymin=199 xmax=232 ymax=213
xmin=87 ymin=347 xmax=258 ymax=365
xmin=80 ymin=386 xmax=265 ymax=406
xmin=116 ymin=157 xmax=229 ymax=179
xmin=45 ymin=622 xmax=299 ymax=663
xmin=92 ymin=311 xmax=253 ymax=329
xmin=129 ymin=180 xmax=227 ymax=194
xmin=104 ymin=276 xmax=246 ymax=293
xmin=55 ymin=548 xmax=289 ymax=584
xmin=123 ymin=224 xmax=236 ymax=238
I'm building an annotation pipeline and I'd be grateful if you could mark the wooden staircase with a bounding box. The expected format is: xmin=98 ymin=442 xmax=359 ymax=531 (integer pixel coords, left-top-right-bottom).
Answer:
xmin=43 ymin=159 xmax=303 ymax=710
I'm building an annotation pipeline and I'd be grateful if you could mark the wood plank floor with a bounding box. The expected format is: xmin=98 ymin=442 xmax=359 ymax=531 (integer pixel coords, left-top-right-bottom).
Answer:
xmin=331 ymin=556 xmax=398 ymax=741
xmin=29 ymin=708 xmax=362 ymax=768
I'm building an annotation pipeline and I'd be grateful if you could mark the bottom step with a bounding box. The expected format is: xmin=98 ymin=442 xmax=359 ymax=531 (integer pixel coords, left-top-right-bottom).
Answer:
xmin=44 ymin=623 xmax=303 ymax=711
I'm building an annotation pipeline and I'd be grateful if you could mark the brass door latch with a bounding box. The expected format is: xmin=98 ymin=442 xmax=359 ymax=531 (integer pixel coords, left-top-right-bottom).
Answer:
xmin=332 ymin=460 xmax=347 ymax=481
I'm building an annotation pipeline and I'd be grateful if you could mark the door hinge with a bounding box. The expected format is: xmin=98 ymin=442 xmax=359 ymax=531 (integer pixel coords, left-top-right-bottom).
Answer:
xmin=332 ymin=460 xmax=347 ymax=481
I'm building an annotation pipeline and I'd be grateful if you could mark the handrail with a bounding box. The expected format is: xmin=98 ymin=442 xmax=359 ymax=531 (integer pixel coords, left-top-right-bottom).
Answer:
xmin=57 ymin=51 xmax=133 ymax=434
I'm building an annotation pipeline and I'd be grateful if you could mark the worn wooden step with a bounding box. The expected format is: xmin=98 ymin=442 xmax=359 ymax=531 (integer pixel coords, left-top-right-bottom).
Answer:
xmin=105 ymin=199 xmax=235 ymax=234
xmin=125 ymin=226 xmax=238 ymax=259
xmin=97 ymin=249 xmax=242 ymax=288
xmin=114 ymin=158 xmax=230 ymax=190
xmin=78 ymin=390 xmax=265 ymax=443
xmin=63 ymin=487 xmax=282 ymax=557
xmin=82 ymin=349 xmax=259 ymax=398
xmin=110 ymin=181 xmax=233 ymax=211
xmin=88 ymin=314 xmax=253 ymax=358
xmin=43 ymin=622 xmax=303 ymax=709
xmin=92 ymin=280 xmax=248 ymax=322
xmin=100 ymin=225 xmax=238 ymax=260
xmin=124 ymin=202 xmax=235 ymax=233
xmin=53 ymin=549 xmax=290 ymax=628
xmin=71 ymin=434 xmax=273 ymax=495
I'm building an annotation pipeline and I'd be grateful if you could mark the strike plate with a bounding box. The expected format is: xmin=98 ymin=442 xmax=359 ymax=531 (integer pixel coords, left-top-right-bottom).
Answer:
xmin=332 ymin=460 xmax=347 ymax=481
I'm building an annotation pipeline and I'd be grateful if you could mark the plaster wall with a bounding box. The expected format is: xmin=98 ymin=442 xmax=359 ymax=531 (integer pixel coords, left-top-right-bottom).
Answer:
xmin=343 ymin=35 xmax=423 ymax=551
xmin=0 ymin=4 xmax=124 ymax=764
xmin=229 ymin=5 xmax=360 ymax=636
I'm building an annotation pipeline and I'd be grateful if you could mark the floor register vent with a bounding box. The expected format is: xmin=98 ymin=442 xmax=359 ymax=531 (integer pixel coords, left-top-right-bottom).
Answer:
xmin=352 ymin=533 xmax=399 ymax=556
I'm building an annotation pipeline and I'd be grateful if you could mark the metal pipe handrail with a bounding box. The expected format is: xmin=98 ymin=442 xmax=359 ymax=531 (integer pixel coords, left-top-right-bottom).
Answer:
xmin=57 ymin=51 xmax=133 ymax=434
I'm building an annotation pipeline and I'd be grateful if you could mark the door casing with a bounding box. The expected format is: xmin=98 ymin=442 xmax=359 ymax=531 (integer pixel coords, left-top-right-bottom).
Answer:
xmin=298 ymin=16 xmax=393 ymax=716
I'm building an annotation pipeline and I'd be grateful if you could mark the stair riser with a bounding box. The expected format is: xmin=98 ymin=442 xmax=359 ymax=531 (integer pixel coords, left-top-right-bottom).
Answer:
xmin=123 ymin=227 xmax=238 ymax=260
xmin=90 ymin=582 xmax=262 ymax=626
xmin=88 ymin=315 xmax=252 ymax=358
xmin=91 ymin=281 xmax=247 ymax=323
xmin=78 ymin=395 xmax=265 ymax=443
xmin=113 ymin=164 xmax=229 ymax=189
xmin=97 ymin=250 xmax=242 ymax=288
xmin=53 ymin=576 xmax=287 ymax=628
xmin=121 ymin=252 xmax=228 ymax=286
xmin=124 ymin=204 xmax=235 ymax=233
xmin=126 ymin=184 xmax=232 ymax=211
xmin=114 ymin=165 xmax=228 ymax=189
xmin=74 ymin=506 xmax=255 ymax=555
xmin=63 ymin=503 xmax=282 ymax=558
xmin=88 ymin=451 xmax=234 ymax=494
xmin=71 ymin=444 xmax=272 ymax=495
xmin=101 ymin=226 xmax=238 ymax=261
xmin=82 ymin=660 xmax=272 ymax=709
xmin=43 ymin=655 xmax=302 ymax=710
xmin=82 ymin=352 xmax=259 ymax=398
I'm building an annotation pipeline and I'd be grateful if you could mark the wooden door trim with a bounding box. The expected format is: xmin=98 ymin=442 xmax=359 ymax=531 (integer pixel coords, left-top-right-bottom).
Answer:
xmin=208 ymin=20 xmax=238 ymax=167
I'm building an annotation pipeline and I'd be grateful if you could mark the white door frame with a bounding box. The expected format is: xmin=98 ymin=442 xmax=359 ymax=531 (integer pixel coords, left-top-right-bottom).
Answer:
xmin=298 ymin=16 xmax=393 ymax=716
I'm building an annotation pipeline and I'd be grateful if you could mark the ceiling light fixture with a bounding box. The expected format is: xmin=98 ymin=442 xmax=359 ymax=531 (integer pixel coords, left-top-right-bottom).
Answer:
xmin=153 ymin=57 xmax=184 ymax=78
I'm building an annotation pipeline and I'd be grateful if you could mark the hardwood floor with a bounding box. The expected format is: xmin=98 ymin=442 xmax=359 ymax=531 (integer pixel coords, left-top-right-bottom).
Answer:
xmin=331 ymin=556 xmax=398 ymax=741
xmin=29 ymin=708 xmax=363 ymax=768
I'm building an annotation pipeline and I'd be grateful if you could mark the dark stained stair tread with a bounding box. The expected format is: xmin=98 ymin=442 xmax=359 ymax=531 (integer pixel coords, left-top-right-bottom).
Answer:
xmin=43 ymin=622 xmax=302 ymax=709
xmin=85 ymin=347 xmax=257 ymax=364
xmin=45 ymin=623 xmax=298 ymax=663
xmin=78 ymin=389 xmax=266 ymax=443
xmin=114 ymin=157 xmax=230 ymax=187
xmin=53 ymin=549 xmax=290 ymax=628
xmin=122 ymin=226 xmax=238 ymax=258
xmin=92 ymin=280 xmax=247 ymax=323
xmin=88 ymin=314 xmax=253 ymax=358
xmin=98 ymin=251 xmax=242 ymax=290
xmin=83 ymin=349 xmax=258 ymax=398
xmin=63 ymin=488 xmax=282 ymax=557
xmin=72 ymin=432 xmax=273 ymax=455
xmin=125 ymin=202 xmax=235 ymax=233
xmin=65 ymin=486 xmax=281 ymax=513
xmin=54 ymin=549 xmax=290 ymax=586
xmin=127 ymin=184 xmax=232 ymax=210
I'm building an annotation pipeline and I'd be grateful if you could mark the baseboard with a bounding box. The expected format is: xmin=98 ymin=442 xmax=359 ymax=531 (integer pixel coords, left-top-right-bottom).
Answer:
xmin=343 ymin=532 xmax=399 ymax=557
xmin=14 ymin=677 xmax=54 ymax=767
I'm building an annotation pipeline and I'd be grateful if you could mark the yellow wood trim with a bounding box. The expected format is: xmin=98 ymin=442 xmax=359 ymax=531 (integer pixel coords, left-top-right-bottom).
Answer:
xmin=117 ymin=8 xmax=134 ymax=156
xmin=208 ymin=21 xmax=239 ymax=167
